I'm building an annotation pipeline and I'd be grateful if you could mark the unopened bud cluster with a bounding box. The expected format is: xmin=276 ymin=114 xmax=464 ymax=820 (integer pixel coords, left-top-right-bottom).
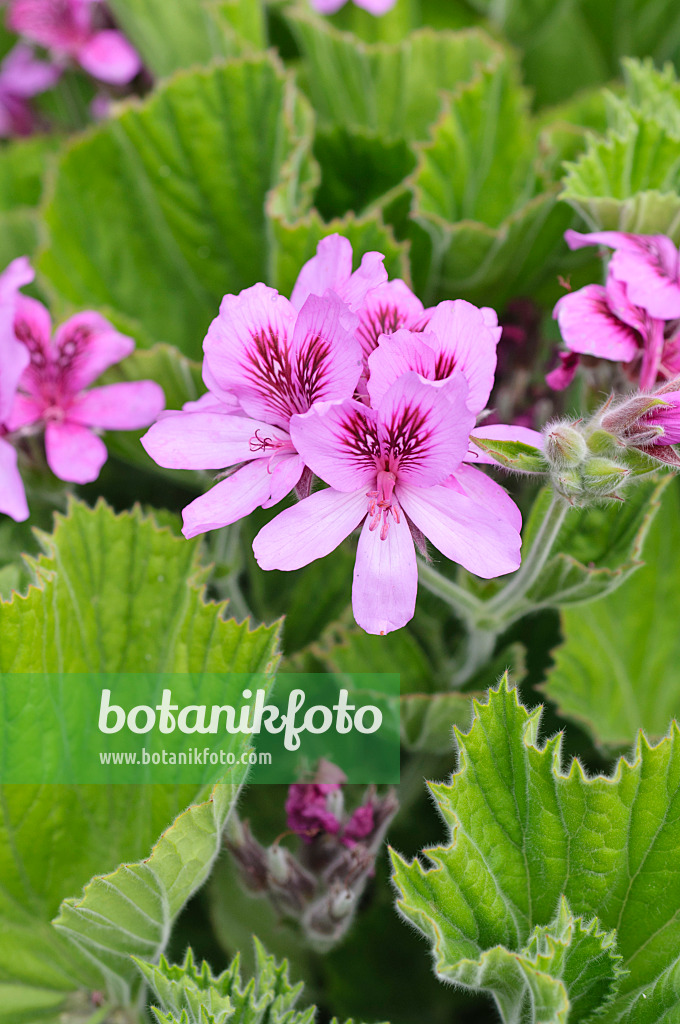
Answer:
xmin=543 ymin=388 xmax=680 ymax=503
xmin=225 ymin=760 xmax=398 ymax=952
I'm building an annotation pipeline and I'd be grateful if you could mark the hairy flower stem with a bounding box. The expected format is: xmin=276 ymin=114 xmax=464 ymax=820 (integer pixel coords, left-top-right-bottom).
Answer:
xmin=418 ymin=492 xmax=569 ymax=685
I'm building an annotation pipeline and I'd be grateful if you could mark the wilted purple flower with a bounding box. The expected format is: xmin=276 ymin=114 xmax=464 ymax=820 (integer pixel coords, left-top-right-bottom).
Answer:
xmin=0 ymin=43 xmax=59 ymax=136
xmin=142 ymin=285 xmax=362 ymax=538
xmin=286 ymin=781 xmax=342 ymax=842
xmin=9 ymin=295 xmax=164 ymax=483
xmin=8 ymin=0 xmax=141 ymax=84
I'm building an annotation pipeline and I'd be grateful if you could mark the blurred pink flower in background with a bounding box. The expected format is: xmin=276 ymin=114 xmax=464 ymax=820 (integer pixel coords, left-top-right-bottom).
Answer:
xmin=7 ymin=0 xmax=141 ymax=84
xmin=310 ymin=0 xmax=397 ymax=15
xmin=0 ymin=42 xmax=59 ymax=135
xmin=9 ymin=295 xmax=164 ymax=483
xmin=0 ymin=257 xmax=34 ymax=520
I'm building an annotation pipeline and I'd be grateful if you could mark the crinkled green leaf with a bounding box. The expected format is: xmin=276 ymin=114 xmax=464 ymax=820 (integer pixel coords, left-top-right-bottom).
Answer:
xmin=543 ymin=477 xmax=680 ymax=749
xmin=39 ymin=56 xmax=314 ymax=357
xmin=286 ymin=12 xmax=504 ymax=142
xmin=139 ymin=941 xmax=315 ymax=1024
xmin=392 ymin=676 xmax=680 ymax=1023
xmin=561 ymin=59 xmax=680 ymax=240
xmin=0 ymin=136 xmax=61 ymax=270
xmin=107 ymin=0 xmax=264 ymax=78
xmin=0 ymin=499 xmax=279 ymax=1020
xmin=519 ymin=476 xmax=668 ymax=610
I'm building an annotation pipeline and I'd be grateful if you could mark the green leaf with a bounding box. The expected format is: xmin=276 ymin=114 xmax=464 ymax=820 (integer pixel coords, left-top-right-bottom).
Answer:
xmin=468 ymin=436 xmax=547 ymax=473
xmin=392 ymin=676 xmax=680 ymax=1023
xmin=286 ymin=12 xmax=504 ymax=142
xmin=54 ymin=778 xmax=245 ymax=1005
xmin=543 ymin=477 xmax=680 ymax=749
xmin=139 ymin=940 xmax=317 ymax=1024
xmin=0 ymin=499 xmax=279 ymax=1019
xmin=561 ymin=59 xmax=680 ymax=240
xmin=39 ymin=56 xmax=314 ymax=357
xmin=107 ymin=0 xmax=264 ymax=79
xmin=0 ymin=136 xmax=62 ymax=270
xmin=519 ymin=476 xmax=669 ymax=610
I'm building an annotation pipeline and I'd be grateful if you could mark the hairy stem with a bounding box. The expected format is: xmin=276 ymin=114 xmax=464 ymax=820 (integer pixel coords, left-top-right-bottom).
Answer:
xmin=417 ymin=560 xmax=484 ymax=620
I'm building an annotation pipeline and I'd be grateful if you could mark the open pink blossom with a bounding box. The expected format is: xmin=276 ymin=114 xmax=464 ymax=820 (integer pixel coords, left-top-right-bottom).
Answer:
xmin=309 ymin=0 xmax=397 ymax=15
xmin=253 ymin=372 xmax=521 ymax=635
xmin=8 ymin=0 xmax=141 ymax=84
xmin=291 ymin=234 xmax=387 ymax=316
xmin=9 ymin=295 xmax=164 ymax=483
xmin=552 ymin=272 xmax=679 ymax=390
xmin=565 ymin=229 xmax=680 ymax=321
xmin=141 ymin=285 xmax=361 ymax=539
xmin=0 ymin=257 xmax=34 ymax=520
xmin=0 ymin=43 xmax=60 ymax=136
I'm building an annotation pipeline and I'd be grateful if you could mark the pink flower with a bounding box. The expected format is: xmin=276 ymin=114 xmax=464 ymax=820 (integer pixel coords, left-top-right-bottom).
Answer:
xmin=342 ymin=802 xmax=374 ymax=846
xmin=565 ymin=229 xmax=680 ymax=321
xmin=0 ymin=43 xmax=60 ymax=136
xmin=552 ymin=272 xmax=678 ymax=389
xmin=309 ymin=0 xmax=397 ymax=14
xmin=253 ymin=372 xmax=522 ymax=635
xmin=0 ymin=257 xmax=34 ymax=521
xmin=141 ymin=285 xmax=362 ymax=539
xmin=8 ymin=0 xmax=141 ymax=85
xmin=9 ymin=295 xmax=164 ymax=483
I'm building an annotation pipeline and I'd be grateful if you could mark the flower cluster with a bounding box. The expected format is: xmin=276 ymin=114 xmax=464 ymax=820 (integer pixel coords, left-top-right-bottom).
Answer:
xmin=225 ymin=760 xmax=398 ymax=952
xmin=0 ymin=257 xmax=164 ymax=519
xmin=143 ymin=235 xmax=536 ymax=635
xmin=7 ymin=0 xmax=141 ymax=86
xmin=549 ymin=230 xmax=680 ymax=390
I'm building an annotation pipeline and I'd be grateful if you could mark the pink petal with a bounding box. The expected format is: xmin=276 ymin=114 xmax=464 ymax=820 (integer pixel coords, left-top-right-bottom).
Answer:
xmin=262 ymin=453 xmax=304 ymax=508
xmin=253 ymin=487 xmax=367 ymax=570
xmin=141 ymin=411 xmax=291 ymax=470
xmin=8 ymin=0 xmax=88 ymax=53
xmin=291 ymin=400 xmax=378 ymax=491
xmin=425 ymin=300 xmax=499 ymax=414
xmin=545 ymin=352 xmax=580 ymax=391
xmin=565 ymin=229 xmax=680 ymax=320
xmin=553 ymin=285 xmax=640 ymax=362
xmin=45 ymin=421 xmax=108 ymax=483
xmin=445 ymin=464 xmax=522 ymax=532
xmin=0 ymin=437 xmax=29 ymax=521
xmin=182 ymin=391 xmax=239 ymax=413
xmin=355 ymin=0 xmax=398 ymax=11
xmin=203 ymin=283 xmax=297 ymax=428
xmin=5 ymin=394 xmax=42 ymax=431
xmin=77 ymin=30 xmax=141 ymax=85
xmin=649 ymin=393 xmax=680 ymax=445
xmin=182 ymin=459 xmax=282 ymax=538
xmin=357 ymin=279 xmax=425 ymax=358
xmin=53 ymin=312 xmax=135 ymax=391
xmin=0 ymin=44 xmax=61 ymax=97
xmin=290 ymin=292 xmax=362 ymax=402
xmin=352 ymin=512 xmax=416 ymax=635
xmin=465 ymin=423 xmax=544 ymax=465
xmin=377 ymin=372 xmax=474 ymax=486
xmin=339 ymin=251 xmax=388 ymax=313
xmin=68 ymin=381 xmax=164 ymax=430
xmin=398 ymin=482 xmax=521 ymax=578
xmin=290 ymin=235 xmax=353 ymax=311
xmin=367 ymin=329 xmax=437 ymax=407
xmin=0 ymin=256 xmax=34 ymax=301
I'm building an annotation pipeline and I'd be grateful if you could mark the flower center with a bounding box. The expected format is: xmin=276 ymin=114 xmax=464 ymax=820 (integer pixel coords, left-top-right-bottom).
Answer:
xmin=366 ymin=469 xmax=400 ymax=541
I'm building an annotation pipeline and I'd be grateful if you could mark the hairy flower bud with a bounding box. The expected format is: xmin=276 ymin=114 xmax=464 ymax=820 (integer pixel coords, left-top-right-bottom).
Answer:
xmin=580 ymin=457 xmax=630 ymax=497
xmin=544 ymin=422 xmax=588 ymax=468
xmin=585 ymin=428 xmax=620 ymax=457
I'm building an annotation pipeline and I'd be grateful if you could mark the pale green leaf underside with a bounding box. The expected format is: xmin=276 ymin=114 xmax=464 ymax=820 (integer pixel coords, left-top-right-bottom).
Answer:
xmin=392 ymin=678 xmax=680 ymax=1023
